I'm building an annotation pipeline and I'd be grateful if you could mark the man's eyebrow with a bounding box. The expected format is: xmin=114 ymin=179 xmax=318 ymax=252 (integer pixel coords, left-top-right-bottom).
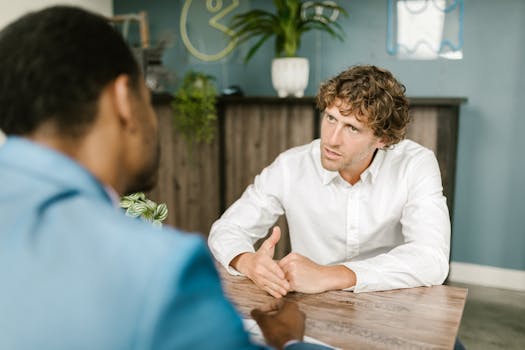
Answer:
xmin=324 ymin=110 xmax=364 ymax=130
xmin=345 ymin=121 xmax=361 ymax=130
xmin=341 ymin=117 xmax=363 ymax=131
xmin=323 ymin=111 xmax=338 ymax=120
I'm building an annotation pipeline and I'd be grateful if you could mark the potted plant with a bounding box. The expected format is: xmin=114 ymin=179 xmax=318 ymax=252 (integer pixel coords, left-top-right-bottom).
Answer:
xmin=120 ymin=192 xmax=168 ymax=227
xmin=230 ymin=0 xmax=347 ymax=97
xmin=172 ymin=71 xmax=217 ymax=153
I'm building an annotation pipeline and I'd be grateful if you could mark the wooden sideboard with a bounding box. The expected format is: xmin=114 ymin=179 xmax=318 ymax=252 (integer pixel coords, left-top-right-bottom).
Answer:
xmin=149 ymin=95 xmax=466 ymax=255
xmin=148 ymin=93 xmax=220 ymax=236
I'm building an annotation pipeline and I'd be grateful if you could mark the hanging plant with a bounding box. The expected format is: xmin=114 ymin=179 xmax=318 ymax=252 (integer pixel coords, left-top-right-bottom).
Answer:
xmin=172 ymin=71 xmax=217 ymax=148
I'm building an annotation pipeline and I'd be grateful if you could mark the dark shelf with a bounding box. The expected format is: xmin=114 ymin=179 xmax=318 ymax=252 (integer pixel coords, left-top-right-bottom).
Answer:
xmin=152 ymin=93 xmax=467 ymax=107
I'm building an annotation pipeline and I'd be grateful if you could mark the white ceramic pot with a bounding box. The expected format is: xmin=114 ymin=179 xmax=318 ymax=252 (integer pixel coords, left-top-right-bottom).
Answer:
xmin=271 ymin=57 xmax=309 ymax=98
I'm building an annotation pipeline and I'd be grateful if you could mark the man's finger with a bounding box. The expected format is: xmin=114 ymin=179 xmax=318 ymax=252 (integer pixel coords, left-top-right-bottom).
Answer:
xmin=266 ymin=287 xmax=284 ymax=298
xmin=259 ymin=262 xmax=289 ymax=290
xmin=281 ymin=300 xmax=301 ymax=315
xmin=268 ymin=226 xmax=281 ymax=245
xmin=250 ymin=307 xmax=271 ymax=326
xmin=259 ymin=226 xmax=281 ymax=253
xmin=257 ymin=276 xmax=287 ymax=297
xmin=278 ymin=259 xmax=288 ymax=270
xmin=265 ymin=260 xmax=287 ymax=282
xmin=278 ymin=253 xmax=293 ymax=267
xmin=279 ymin=251 xmax=303 ymax=267
xmin=266 ymin=274 xmax=290 ymax=292
xmin=256 ymin=299 xmax=285 ymax=313
xmin=261 ymin=279 xmax=288 ymax=297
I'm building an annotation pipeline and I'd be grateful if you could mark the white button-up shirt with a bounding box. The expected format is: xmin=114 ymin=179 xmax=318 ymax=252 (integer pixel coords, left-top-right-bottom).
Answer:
xmin=208 ymin=139 xmax=450 ymax=292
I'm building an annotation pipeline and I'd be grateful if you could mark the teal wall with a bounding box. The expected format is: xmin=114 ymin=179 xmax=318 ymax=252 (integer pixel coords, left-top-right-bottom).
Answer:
xmin=114 ymin=0 xmax=525 ymax=271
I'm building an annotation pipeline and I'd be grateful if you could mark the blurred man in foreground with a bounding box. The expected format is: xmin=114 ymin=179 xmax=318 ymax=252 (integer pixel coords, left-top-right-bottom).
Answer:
xmin=0 ymin=6 xmax=328 ymax=350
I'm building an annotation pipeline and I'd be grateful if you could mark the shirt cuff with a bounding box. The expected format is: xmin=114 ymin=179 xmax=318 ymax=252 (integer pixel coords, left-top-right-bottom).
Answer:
xmin=283 ymin=339 xmax=301 ymax=348
xmin=342 ymin=261 xmax=382 ymax=293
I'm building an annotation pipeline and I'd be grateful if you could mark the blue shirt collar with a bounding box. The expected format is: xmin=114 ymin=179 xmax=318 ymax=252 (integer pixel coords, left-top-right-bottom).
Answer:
xmin=0 ymin=136 xmax=113 ymax=205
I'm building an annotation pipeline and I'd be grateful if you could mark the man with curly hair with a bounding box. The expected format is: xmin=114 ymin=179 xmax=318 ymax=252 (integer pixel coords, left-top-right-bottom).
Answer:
xmin=209 ymin=65 xmax=450 ymax=296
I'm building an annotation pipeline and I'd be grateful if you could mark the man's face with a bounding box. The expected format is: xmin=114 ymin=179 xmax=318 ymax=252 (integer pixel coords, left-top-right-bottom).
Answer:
xmin=124 ymin=80 xmax=160 ymax=194
xmin=320 ymin=102 xmax=384 ymax=180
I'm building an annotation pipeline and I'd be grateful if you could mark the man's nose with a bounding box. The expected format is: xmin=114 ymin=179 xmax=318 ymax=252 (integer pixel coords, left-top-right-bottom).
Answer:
xmin=328 ymin=125 xmax=343 ymax=145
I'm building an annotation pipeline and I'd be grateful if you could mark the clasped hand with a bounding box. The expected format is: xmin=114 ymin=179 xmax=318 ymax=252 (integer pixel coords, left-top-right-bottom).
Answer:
xmin=251 ymin=299 xmax=305 ymax=350
xmin=231 ymin=227 xmax=341 ymax=297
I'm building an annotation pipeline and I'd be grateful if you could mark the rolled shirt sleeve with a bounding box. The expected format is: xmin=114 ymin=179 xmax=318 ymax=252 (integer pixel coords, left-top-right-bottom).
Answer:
xmin=208 ymin=155 xmax=286 ymax=274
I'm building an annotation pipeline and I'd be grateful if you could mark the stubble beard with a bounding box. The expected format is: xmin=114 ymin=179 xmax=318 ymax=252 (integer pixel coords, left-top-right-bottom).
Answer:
xmin=319 ymin=141 xmax=377 ymax=174
xmin=124 ymin=137 xmax=161 ymax=195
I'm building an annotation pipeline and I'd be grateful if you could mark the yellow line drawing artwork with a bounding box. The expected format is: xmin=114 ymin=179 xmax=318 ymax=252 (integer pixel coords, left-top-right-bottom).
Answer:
xmin=181 ymin=0 xmax=239 ymax=62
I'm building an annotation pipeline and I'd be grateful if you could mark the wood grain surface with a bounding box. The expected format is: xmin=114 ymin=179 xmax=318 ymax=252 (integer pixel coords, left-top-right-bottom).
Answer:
xmin=218 ymin=266 xmax=468 ymax=350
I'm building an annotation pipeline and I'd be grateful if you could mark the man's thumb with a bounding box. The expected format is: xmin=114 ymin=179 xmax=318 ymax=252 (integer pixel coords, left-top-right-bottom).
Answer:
xmin=260 ymin=227 xmax=281 ymax=254
xmin=250 ymin=308 xmax=271 ymax=335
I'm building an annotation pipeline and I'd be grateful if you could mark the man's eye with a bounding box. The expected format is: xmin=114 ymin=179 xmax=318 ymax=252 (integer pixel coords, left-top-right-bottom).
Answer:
xmin=326 ymin=115 xmax=336 ymax=122
xmin=346 ymin=125 xmax=359 ymax=133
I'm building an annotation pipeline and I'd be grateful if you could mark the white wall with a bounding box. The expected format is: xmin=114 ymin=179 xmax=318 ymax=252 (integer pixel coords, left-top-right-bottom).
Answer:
xmin=0 ymin=0 xmax=112 ymax=29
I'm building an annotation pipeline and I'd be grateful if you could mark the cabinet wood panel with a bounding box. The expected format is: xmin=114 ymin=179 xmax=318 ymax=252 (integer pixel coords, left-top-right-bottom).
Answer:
xmin=147 ymin=102 xmax=220 ymax=236
xmin=223 ymin=103 xmax=315 ymax=206
xmin=221 ymin=101 xmax=315 ymax=257
xmin=407 ymin=104 xmax=460 ymax=216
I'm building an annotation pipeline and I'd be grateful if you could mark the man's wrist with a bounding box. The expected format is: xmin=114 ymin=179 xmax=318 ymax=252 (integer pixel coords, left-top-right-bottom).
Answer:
xmin=230 ymin=252 xmax=253 ymax=273
xmin=322 ymin=265 xmax=356 ymax=290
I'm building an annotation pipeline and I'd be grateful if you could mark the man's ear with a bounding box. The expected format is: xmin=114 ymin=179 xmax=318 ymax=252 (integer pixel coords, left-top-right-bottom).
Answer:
xmin=377 ymin=137 xmax=387 ymax=150
xmin=113 ymin=74 xmax=134 ymax=127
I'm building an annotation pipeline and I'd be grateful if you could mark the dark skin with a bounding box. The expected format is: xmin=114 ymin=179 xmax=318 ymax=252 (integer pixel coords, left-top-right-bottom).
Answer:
xmin=251 ymin=300 xmax=306 ymax=349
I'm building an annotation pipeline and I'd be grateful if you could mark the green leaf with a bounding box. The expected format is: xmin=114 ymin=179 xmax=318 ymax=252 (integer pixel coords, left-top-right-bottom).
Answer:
xmin=244 ymin=34 xmax=273 ymax=63
xmin=120 ymin=192 xmax=169 ymax=227
xmin=230 ymin=0 xmax=348 ymax=62
xmin=172 ymin=71 xmax=218 ymax=149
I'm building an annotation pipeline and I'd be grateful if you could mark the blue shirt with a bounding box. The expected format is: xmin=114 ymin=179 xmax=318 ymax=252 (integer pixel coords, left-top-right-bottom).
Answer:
xmin=0 ymin=137 xmax=330 ymax=350
xmin=0 ymin=137 xmax=262 ymax=349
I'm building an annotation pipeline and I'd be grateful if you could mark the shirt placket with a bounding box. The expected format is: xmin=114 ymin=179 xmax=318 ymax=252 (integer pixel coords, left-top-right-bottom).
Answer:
xmin=345 ymin=186 xmax=360 ymax=259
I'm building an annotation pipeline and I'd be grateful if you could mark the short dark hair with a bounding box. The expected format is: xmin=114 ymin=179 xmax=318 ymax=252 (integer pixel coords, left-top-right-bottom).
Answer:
xmin=317 ymin=65 xmax=410 ymax=147
xmin=0 ymin=6 xmax=140 ymax=137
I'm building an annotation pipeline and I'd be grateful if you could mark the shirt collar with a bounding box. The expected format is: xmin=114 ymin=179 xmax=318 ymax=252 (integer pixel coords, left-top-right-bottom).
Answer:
xmin=0 ymin=136 xmax=113 ymax=205
xmin=104 ymin=185 xmax=121 ymax=208
xmin=311 ymin=140 xmax=339 ymax=185
xmin=360 ymin=148 xmax=385 ymax=184
xmin=321 ymin=168 xmax=340 ymax=185
xmin=313 ymin=140 xmax=386 ymax=186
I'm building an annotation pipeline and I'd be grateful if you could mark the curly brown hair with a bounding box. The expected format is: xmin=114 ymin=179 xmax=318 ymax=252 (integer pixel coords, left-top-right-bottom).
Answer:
xmin=316 ymin=65 xmax=410 ymax=147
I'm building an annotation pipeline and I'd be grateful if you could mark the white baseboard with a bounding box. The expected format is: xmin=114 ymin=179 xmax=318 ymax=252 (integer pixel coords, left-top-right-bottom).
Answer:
xmin=449 ymin=262 xmax=525 ymax=291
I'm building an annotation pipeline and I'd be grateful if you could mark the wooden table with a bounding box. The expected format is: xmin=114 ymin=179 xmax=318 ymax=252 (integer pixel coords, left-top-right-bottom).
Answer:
xmin=218 ymin=267 xmax=468 ymax=350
